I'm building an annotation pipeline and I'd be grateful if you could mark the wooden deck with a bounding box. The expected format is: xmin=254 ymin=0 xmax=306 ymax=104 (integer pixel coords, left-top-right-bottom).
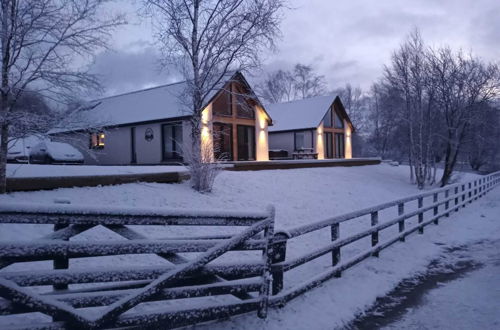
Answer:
xmin=6 ymin=158 xmax=380 ymax=192
xmin=6 ymin=171 xmax=190 ymax=192
xmin=226 ymin=158 xmax=381 ymax=171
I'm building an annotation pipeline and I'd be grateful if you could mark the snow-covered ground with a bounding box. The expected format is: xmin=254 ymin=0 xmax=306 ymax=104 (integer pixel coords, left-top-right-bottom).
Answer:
xmin=6 ymin=164 xmax=187 ymax=178
xmin=379 ymin=239 xmax=500 ymax=330
xmin=0 ymin=164 xmax=495 ymax=329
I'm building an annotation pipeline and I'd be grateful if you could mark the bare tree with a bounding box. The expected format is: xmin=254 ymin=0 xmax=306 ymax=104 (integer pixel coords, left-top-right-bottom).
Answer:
xmin=333 ymin=83 xmax=367 ymax=130
xmin=427 ymin=47 xmax=499 ymax=186
xmin=366 ymin=29 xmax=499 ymax=188
xmin=143 ymin=0 xmax=285 ymax=192
xmin=258 ymin=69 xmax=294 ymax=103
xmin=0 ymin=0 xmax=125 ymax=193
xmin=382 ymin=30 xmax=437 ymax=189
xmin=293 ymin=63 xmax=326 ymax=99
xmin=464 ymin=103 xmax=500 ymax=171
xmin=257 ymin=62 xmax=326 ymax=104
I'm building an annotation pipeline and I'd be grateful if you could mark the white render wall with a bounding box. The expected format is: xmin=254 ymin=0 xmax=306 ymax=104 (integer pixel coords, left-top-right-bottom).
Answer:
xmin=53 ymin=119 xmax=191 ymax=165
xmin=269 ymin=129 xmax=314 ymax=158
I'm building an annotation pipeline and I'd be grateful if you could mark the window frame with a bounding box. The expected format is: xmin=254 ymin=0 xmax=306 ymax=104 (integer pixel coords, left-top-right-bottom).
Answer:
xmin=89 ymin=132 xmax=105 ymax=149
xmin=161 ymin=122 xmax=183 ymax=161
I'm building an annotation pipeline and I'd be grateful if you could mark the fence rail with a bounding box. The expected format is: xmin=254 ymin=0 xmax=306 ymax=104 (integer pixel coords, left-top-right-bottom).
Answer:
xmin=268 ymin=171 xmax=500 ymax=306
xmin=0 ymin=204 xmax=275 ymax=329
xmin=0 ymin=171 xmax=499 ymax=328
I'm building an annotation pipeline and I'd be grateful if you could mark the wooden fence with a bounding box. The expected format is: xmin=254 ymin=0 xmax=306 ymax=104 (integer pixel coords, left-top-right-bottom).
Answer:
xmin=0 ymin=172 xmax=498 ymax=328
xmin=268 ymin=171 xmax=500 ymax=306
xmin=0 ymin=204 xmax=275 ymax=329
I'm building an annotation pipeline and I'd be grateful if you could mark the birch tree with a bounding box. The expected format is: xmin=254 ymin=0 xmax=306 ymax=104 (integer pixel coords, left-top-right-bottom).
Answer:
xmin=257 ymin=63 xmax=326 ymax=104
xmin=0 ymin=0 xmax=124 ymax=193
xmin=427 ymin=48 xmax=499 ymax=186
xmin=143 ymin=0 xmax=285 ymax=192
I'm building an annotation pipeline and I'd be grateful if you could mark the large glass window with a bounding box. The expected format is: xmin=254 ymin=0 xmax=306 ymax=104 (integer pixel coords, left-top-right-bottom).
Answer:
xmin=294 ymin=132 xmax=305 ymax=150
xmin=334 ymin=110 xmax=344 ymax=129
xmin=324 ymin=132 xmax=333 ymax=158
xmin=323 ymin=109 xmax=332 ymax=127
xmin=162 ymin=122 xmax=183 ymax=160
xmin=213 ymin=123 xmax=233 ymax=161
xmin=235 ymin=85 xmax=255 ymax=119
xmin=212 ymin=89 xmax=232 ymax=116
xmin=335 ymin=133 xmax=345 ymax=158
xmin=237 ymin=125 xmax=255 ymax=161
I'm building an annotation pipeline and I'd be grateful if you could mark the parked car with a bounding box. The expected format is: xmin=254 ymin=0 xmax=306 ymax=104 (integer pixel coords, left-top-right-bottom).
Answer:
xmin=29 ymin=141 xmax=84 ymax=164
xmin=7 ymin=136 xmax=42 ymax=163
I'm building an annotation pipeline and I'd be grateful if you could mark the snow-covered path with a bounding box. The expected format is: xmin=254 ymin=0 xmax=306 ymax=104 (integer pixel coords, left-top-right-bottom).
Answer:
xmin=380 ymin=240 xmax=500 ymax=330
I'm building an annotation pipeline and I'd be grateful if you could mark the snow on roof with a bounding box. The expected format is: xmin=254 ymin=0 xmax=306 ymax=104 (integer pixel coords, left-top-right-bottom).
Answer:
xmin=51 ymin=73 xmax=245 ymax=134
xmin=81 ymin=80 xmax=190 ymax=127
xmin=267 ymin=95 xmax=337 ymax=132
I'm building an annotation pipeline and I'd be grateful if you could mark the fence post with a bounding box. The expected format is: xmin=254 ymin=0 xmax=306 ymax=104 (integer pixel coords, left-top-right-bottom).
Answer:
xmin=461 ymin=184 xmax=466 ymax=207
xmin=53 ymin=224 xmax=69 ymax=291
xmin=445 ymin=190 xmax=450 ymax=217
xmin=468 ymin=182 xmax=472 ymax=203
xmin=433 ymin=193 xmax=439 ymax=225
xmin=331 ymin=223 xmax=341 ymax=277
xmin=418 ymin=197 xmax=424 ymax=234
xmin=398 ymin=203 xmax=405 ymax=242
xmin=454 ymin=186 xmax=459 ymax=209
xmin=371 ymin=211 xmax=379 ymax=257
xmin=474 ymin=180 xmax=478 ymax=200
xmin=270 ymin=232 xmax=288 ymax=296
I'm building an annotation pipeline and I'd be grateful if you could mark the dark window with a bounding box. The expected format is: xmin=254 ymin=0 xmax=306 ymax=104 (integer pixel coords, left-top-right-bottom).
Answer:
xmin=294 ymin=131 xmax=314 ymax=151
xmin=294 ymin=132 xmax=305 ymax=151
xmin=324 ymin=132 xmax=333 ymax=159
xmin=212 ymin=89 xmax=232 ymax=116
xmin=334 ymin=110 xmax=344 ymax=129
xmin=335 ymin=133 xmax=345 ymax=158
xmin=131 ymin=127 xmax=136 ymax=163
xmin=237 ymin=125 xmax=255 ymax=161
xmin=213 ymin=123 xmax=233 ymax=161
xmin=323 ymin=109 xmax=333 ymax=127
xmin=162 ymin=122 xmax=183 ymax=160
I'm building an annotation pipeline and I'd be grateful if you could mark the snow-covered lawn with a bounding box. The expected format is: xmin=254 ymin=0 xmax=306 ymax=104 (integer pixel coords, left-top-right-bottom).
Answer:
xmin=0 ymin=164 xmax=495 ymax=329
xmin=6 ymin=163 xmax=187 ymax=178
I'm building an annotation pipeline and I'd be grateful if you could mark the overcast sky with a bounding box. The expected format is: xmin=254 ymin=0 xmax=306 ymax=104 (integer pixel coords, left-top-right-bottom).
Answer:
xmin=93 ymin=0 xmax=500 ymax=97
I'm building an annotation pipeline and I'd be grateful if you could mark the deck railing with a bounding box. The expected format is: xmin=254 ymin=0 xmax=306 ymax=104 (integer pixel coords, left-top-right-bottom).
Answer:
xmin=268 ymin=171 xmax=500 ymax=306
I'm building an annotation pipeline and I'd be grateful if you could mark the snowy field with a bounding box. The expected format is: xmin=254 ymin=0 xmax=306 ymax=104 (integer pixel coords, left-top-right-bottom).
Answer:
xmin=6 ymin=163 xmax=187 ymax=178
xmin=0 ymin=164 xmax=496 ymax=329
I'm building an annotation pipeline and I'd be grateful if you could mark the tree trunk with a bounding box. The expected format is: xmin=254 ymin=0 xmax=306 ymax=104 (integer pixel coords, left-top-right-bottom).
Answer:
xmin=0 ymin=122 xmax=7 ymax=193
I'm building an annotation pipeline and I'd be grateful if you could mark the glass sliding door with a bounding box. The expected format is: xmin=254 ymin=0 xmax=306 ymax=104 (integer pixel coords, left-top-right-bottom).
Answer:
xmin=324 ymin=132 xmax=333 ymax=159
xmin=213 ymin=123 xmax=233 ymax=161
xmin=237 ymin=125 xmax=255 ymax=161
xmin=162 ymin=122 xmax=183 ymax=161
xmin=335 ymin=133 xmax=345 ymax=158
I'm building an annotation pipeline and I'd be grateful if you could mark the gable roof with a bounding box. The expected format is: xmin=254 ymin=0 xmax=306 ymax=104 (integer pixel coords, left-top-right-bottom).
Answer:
xmin=52 ymin=71 xmax=270 ymax=133
xmin=267 ymin=95 xmax=354 ymax=132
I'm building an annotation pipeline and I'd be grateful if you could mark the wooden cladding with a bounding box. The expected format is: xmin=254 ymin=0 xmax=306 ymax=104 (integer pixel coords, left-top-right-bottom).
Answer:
xmin=212 ymin=81 xmax=256 ymax=120
xmin=212 ymin=80 xmax=258 ymax=161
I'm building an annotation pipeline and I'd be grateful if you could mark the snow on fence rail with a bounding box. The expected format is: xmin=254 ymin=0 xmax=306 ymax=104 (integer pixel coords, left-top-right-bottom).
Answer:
xmin=267 ymin=171 xmax=500 ymax=306
xmin=0 ymin=205 xmax=275 ymax=329
xmin=0 ymin=172 xmax=499 ymax=329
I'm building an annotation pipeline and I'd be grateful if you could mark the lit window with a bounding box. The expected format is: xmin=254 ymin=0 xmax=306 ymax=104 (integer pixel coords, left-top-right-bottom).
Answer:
xmin=90 ymin=132 xmax=105 ymax=149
